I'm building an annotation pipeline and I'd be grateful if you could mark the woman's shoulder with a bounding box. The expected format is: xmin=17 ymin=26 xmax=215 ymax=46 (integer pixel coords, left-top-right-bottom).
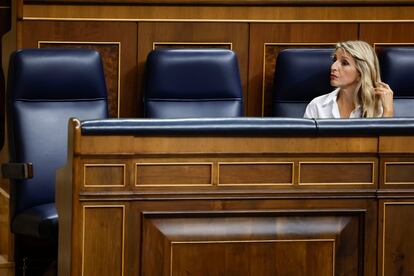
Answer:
xmin=308 ymin=89 xmax=338 ymax=107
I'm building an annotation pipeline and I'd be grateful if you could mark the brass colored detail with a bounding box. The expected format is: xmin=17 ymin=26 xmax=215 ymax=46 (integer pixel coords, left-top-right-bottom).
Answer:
xmin=21 ymin=17 xmax=414 ymax=23
xmin=298 ymin=161 xmax=375 ymax=185
xmin=0 ymin=188 xmax=9 ymax=199
xmin=262 ymin=43 xmax=336 ymax=116
xmin=384 ymin=162 xmax=414 ymax=185
xmin=82 ymin=205 xmax=125 ymax=276
xmin=382 ymin=202 xmax=414 ymax=276
xmin=170 ymin=239 xmax=335 ymax=276
xmin=153 ymin=42 xmax=232 ymax=50
xmin=374 ymin=42 xmax=414 ymax=49
xmin=38 ymin=41 xmax=121 ymax=118
xmin=217 ymin=161 xmax=294 ymax=186
xmin=135 ymin=162 xmax=214 ymax=187
xmin=83 ymin=164 xmax=126 ymax=187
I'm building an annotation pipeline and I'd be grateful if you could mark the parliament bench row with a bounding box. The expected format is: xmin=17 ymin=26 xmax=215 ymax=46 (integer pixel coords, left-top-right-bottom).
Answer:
xmin=2 ymin=46 xmax=414 ymax=275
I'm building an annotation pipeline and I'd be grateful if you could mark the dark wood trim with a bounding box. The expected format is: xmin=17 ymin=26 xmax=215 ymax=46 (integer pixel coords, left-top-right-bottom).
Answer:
xmin=22 ymin=0 xmax=414 ymax=7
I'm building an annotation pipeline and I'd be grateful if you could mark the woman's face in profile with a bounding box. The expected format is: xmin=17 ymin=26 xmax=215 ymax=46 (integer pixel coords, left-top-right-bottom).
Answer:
xmin=330 ymin=48 xmax=360 ymax=91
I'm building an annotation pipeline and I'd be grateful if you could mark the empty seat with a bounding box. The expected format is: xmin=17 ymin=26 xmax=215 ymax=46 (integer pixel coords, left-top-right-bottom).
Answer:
xmin=272 ymin=48 xmax=334 ymax=117
xmin=378 ymin=47 xmax=414 ymax=117
xmin=3 ymin=48 xmax=108 ymax=275
xmin=144 ymin=48 xmax=244 ymax=118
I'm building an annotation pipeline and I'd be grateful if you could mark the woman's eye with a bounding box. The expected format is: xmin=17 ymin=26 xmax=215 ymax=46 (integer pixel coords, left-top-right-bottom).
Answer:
xmin=341 ymin=60 xmax=349 ymax=66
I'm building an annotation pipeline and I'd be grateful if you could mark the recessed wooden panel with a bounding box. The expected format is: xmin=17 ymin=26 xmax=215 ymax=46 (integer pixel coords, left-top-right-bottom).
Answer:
xmin=21 ymin=21 xmax=137 ymax=117
xmin=218 ymin=162 xmax=293 ymax=185
xmin=299 ymin=162 xmax=374 ymax=185
xmin=142 ymin=211 xmax=362 ymax=276
xmin=0 ymin=191 xmax=9 ymax=257
xmin=384 ymin=162 xmax=414 ymax=184
xmin=153 ymin=42 xmax=232 ymax=50
xmin=84 ymin=164 xmax=125 ymax=187
xmin=82 ymin=206 xmax=124 ymax=276
xmin=135 ymin=163 xmax=212 ymax=186
xmin=382 ymin=202 xmax=414 ymax=276
xmin=171 ymin=240 xmax=334 ymax=276
xmin=263 ymin=43 xmax=335 ymax=116
xmin=137 ymin=22 xmax=248 ymax=117
xmin=39 ymin=42 xmax=120 ymax=118
xmin=248 ymin=23 xmax=358 ymax=116
xmin=360 ymin=23 xmax=414 ymax=45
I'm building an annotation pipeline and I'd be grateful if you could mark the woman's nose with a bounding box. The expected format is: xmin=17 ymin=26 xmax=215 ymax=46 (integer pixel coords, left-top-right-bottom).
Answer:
xmin=331 ymin=61 xmax=338 ymax=71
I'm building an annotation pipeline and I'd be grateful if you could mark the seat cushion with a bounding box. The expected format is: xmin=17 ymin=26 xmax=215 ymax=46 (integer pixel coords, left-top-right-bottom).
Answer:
xmin=11 ymin=203 xmax=58 ymax=239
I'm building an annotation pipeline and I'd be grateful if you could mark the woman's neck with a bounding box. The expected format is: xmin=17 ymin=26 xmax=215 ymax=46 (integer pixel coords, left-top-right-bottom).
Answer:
xmin=337 ymin=87 xmax=357 ymax=118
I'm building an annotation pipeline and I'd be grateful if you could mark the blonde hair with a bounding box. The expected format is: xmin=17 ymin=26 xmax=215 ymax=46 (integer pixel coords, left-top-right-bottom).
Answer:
xmin=335 ymin=40 xmax=381 ymax=117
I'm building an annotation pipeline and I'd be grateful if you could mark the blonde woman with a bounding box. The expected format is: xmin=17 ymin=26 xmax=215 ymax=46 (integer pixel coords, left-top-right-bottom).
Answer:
xmin=304 ymin=40 xmax=394 ymax=118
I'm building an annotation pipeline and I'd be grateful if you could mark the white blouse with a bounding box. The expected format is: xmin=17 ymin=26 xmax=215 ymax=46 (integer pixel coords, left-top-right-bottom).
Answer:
xmin=303 ymin=88 xmax=382 ymax=119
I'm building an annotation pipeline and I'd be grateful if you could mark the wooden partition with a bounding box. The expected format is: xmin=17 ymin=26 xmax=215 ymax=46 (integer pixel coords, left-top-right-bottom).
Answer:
xmin=2 ymin=1 xmax=414 ymax=274
xmin=56 ymin=119 xmax=414 ymax=276
xmin=0 ymin=1 xmax=12 ymax=275
xmin=12 ymin=0 xmax=414 ymax=117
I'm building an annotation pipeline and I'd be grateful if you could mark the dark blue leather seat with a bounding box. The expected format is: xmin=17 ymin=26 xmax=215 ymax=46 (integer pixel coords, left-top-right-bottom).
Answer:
xmin=272 ymin=48 xmax=334 ymax=117
xmin=4 ymin=48 xmax=108 ymax=274
xmin=378 ymin=47 xmax=414 ymax=117
xmin=144 ymin=48 xmax=243 ymax=118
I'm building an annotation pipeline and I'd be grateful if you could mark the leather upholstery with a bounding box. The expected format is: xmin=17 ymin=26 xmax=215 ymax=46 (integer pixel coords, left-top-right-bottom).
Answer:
xmin=272 ymin=48 xmax=334 ymax=117
xmin=81 ymin=118 xmax=317 ymax=135
xmin=378 ymin=47 xmax=414 ymax=117
xmin=80 ymin=117 xmax=414 ymax=137
xmin=7 ymin=48 xmax=108 ymax=238
xmin=316 ymin=118 xmax=414 ymax=135
xmin=144 ymin=48 xmax=243 ymax=118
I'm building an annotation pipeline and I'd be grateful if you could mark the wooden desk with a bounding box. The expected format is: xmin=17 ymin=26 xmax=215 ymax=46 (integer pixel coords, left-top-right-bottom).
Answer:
xmin=57 ymin=118 xmax=414 ymax=276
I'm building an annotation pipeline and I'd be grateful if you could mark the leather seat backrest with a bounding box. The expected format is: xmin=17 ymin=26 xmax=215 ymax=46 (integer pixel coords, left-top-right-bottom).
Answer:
xmin=144 ymin=48 xmax=243 ymax=118
xmin=272 ymin=48 xmax=334 ymax=117
xmin=7 ymin=48 xmax=109 ymax=218
xmin=378 ymin=47 xmax=414 ymax=117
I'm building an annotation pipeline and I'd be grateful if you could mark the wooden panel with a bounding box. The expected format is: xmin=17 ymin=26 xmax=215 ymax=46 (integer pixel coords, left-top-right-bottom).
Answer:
xmin=384 ymin=162 xmax=414 ymax=185
xmin=21 ymin=0 xmax=414 ymax=5
xmin=360 ymin=23 xmax=414 ymax=44
xmin=0 ymin=190 xmax=9 ymax=257
xmin=248 ymin=23 xmax=358 ymax=116
xmin=22 ymin=5 xmax=414 ymax=21
xmin=136 ymin=163 xmax=212 ymax=186
xmin=39 ymin=42 xmax=120 ymax=118
xmin=382 ymin=202 xmax=414 ymax=276
xmin=142 ymin=211 xmax=362 ymax=276
xmin=218 ymin=162 xmax=293 ymax=185
xmin=137 ymin=22 xmax=248 ymax=117
xmin=21 ymin=21 xmax=137 ymax=117
xmin=79 ymin=136 xmax=378 ymax=155
xmin=380 ymin=136 xmax=414 ymax=153
xmin=299 ymin=162 xmax=374 ymax=185
xmin=171 ymin=241 xmax=334 ymax=276
xmin=83 ymin=206 xmax=124 ymax=276
xmin=84 ymin=164 xmax=126 ymax=187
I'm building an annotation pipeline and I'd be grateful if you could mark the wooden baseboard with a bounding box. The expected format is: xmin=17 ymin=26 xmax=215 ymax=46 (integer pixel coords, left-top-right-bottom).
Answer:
xmin=0 ymin=255 xmax=14 ymax=276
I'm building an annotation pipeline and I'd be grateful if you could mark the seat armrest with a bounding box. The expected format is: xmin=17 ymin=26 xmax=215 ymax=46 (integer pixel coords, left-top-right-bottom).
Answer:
xmin=1 ymin=163 xmax=33 ymax=179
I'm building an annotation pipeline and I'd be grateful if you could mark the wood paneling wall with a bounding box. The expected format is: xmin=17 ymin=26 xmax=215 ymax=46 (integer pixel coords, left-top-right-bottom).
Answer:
xmin=2 ymin=2 xmax=414 ymax=273
xmin=12 ymin=1 xmax=414 ymax=117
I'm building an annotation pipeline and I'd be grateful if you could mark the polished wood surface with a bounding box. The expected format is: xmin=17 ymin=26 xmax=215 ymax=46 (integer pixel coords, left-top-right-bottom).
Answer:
xmin=0 ymin=1 xmax=12 ymax=274
xmin=21 ymin=20 xmax=137 ymax=117
xmin=55 ymin=119 xmax=414 ymax=276
xmin=248 ymin=23 xmax=358 ymax=115
xmin=2 ymin=2 xmax=414 ymax=276
xmin=379 ymin=201 xmax=414 ymax=276
xmin=20 ymin=0 xmax=414 ymax=5
xmin=137 ymin=22 xmax=249 ymax=116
